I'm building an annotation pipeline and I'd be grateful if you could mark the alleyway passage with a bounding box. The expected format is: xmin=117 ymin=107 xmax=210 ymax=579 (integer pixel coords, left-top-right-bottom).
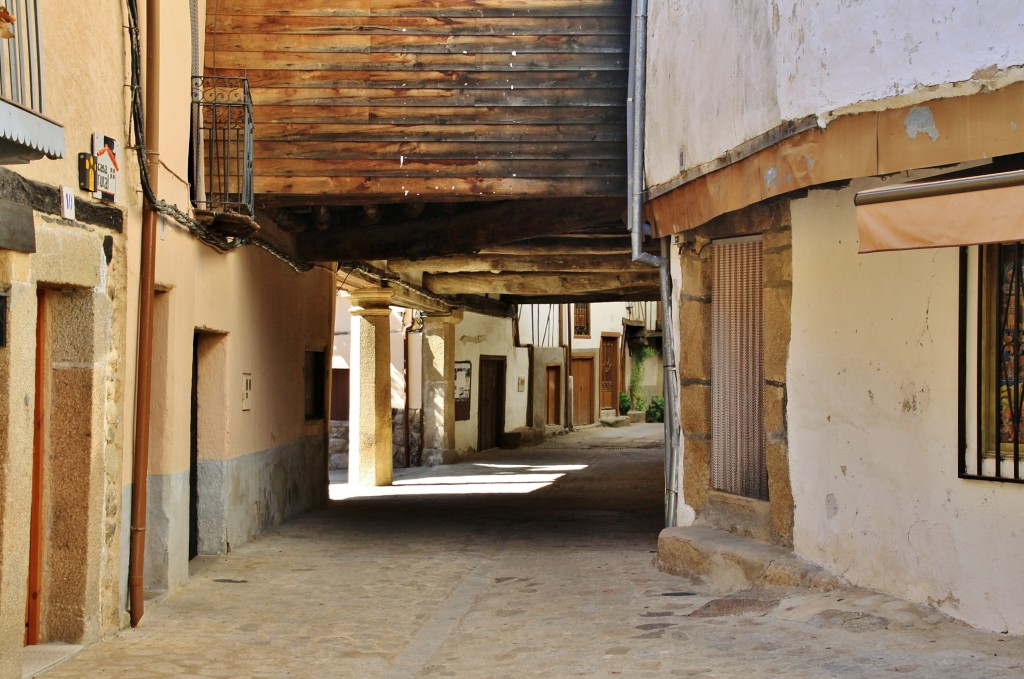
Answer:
xmin=38 ymin=425 xmax=1024 ymax=678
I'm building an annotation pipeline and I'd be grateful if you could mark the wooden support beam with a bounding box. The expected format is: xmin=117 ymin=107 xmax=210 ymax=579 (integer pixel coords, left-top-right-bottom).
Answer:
xmin=477 ymin=238 xmax=634 ymax=256
xmin=386 ymin=253 xmax=648 ymax=274
xmin=423 ymin=271 xmax=659 ymax=297
xmin=447 ymin=294 xmax=516 ymax=318
xmin=504 ymin=289 xmax=660 ymax=304
xmin=295 ymin=197 xmax=622 ymax=261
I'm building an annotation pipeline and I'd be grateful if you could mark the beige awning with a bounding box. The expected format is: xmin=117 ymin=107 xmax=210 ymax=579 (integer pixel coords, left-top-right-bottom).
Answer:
xmin=856 ymin=169 xmax=1024 ymax=253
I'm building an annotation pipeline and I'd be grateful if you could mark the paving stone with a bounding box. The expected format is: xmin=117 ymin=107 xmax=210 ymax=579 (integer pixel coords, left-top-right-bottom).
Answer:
xmin=36 ymin=425 xmax=1024 ymax=679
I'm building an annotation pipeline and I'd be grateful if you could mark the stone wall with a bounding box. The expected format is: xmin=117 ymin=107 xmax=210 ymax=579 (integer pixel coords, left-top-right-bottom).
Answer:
xmin=329 ymin=408 xmax=423 ymax=470
xmin=676 ymin=199 xmax=794 ymax=546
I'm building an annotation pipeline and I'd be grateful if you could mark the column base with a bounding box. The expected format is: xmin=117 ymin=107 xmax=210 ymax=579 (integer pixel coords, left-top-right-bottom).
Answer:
xmin=421 ymin=448 xmax=459 ymax=467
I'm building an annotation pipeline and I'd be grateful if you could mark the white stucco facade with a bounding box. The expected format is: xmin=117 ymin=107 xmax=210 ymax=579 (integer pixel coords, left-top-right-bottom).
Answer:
xmin=453 ymin=312 xmax=529 ymax=452
xmin=787 ymin=183 xmax=1024 ymax=633
xmin=645 ymin=0 xmax=1024 ymax=187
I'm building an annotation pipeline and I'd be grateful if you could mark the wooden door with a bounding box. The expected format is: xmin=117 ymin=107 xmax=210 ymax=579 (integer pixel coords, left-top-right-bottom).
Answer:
xmin=478 ymin=357 xmax=506 ymax=450
xmin=330 ymin=368 xmax=350 ymax=421
xmin=545 ymin=365 xmax=561 ymax=425
xmin=599 ymin=336 xmax=619 ymax=411
xmin=25 ymin=289 xmax=45 ymax=645
xmin=571 ymin=357 xmax=594 ymax=425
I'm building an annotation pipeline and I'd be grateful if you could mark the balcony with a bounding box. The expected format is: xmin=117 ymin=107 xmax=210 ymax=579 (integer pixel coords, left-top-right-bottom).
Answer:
xmin=0 ymin=0 xmax=64 ymax=164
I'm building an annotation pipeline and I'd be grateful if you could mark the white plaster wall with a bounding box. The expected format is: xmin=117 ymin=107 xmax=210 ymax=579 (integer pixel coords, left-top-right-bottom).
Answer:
xmin=645 ymin=0 xmax=1024 ymax=186
xmin=645 ymin=0 xmax=781 ymax=185
xmin=788 ymin=183 xmax=1024 ymax=633
xmin=334 ymin=297 xmax=422 ymax=409
xmin=453 ymin=312 xmax=529 ymax=452
xmin=517 ymin=302 xmax=632 ymax=350
xmin=773 ymin=0 xmax=1024 ymax=121
xmin=333 ymin=295 xmax=352 ymax=370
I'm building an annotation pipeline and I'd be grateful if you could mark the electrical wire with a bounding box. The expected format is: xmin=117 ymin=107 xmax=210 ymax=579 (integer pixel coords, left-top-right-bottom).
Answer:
xmin=125 ymin=0 xmax=313 ymax=273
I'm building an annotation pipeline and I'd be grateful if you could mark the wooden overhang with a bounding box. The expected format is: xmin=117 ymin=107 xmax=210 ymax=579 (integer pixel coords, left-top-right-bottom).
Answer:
xmin=206 ymin=0 xmax=659 ymax=307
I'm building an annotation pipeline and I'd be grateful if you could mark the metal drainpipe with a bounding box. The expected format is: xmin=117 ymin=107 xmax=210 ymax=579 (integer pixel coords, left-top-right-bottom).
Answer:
xmin=129 ymin=0 xmax=161 ymax=627
xmin=402 ymin=312 xmax=413 ymax=466
xmin=660 ymin=238 xmax=681 ymax=527
xmin=628 ymin=0 xmax=681 ymax=526
xmin=627 ymin=0 xmax=659 ymax=268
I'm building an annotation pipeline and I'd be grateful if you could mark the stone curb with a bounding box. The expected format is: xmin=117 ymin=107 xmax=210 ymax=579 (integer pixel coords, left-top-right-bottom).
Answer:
xmin=657 ymin=525 xmax=846 ymax=593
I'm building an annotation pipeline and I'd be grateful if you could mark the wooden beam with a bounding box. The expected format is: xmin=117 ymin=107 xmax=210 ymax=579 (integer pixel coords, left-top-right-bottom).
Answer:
xmin=504 ymin=289 xmax=660 ymax=304
xmin=257 ymin=176 xmax=625 ymax=206
xmin=385 ymin=253 xmax=648 ymax=274
xmin=210 ymin=0 xmax=625 ymax=19
xmin=447 ymin=294 xmax=516 ymax=318
xmin=423 ymin=271 xmax=659 ymax=296
xmin=296 ymin=197 xmax=623 ymax=260
xmin=478 ymin=238 xmax=633 ymax=256
xmin=336 ymin=265 xmax=450 ymax=313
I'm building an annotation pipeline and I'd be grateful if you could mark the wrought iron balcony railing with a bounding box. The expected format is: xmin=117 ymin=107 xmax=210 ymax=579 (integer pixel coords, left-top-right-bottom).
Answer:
xmin=191 ymin=75 xmax=254 ymax=216
xmin=0 ymin=0 xmax=64 ymax=163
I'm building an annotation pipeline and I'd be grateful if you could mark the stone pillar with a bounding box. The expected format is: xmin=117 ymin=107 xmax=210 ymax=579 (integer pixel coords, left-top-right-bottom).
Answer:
xmin=421 ymin=310 xmax=462 ymax=465
xmin=348 ymin=289 xmax=395 ymax=486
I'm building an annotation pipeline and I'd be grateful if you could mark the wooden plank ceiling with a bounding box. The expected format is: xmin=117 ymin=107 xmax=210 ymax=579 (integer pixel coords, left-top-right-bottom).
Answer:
xmin=206 ymin=0 xmax=659 ymax=306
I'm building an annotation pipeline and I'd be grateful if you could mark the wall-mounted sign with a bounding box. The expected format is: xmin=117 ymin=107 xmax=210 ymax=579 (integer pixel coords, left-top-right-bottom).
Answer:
xmin=91 ymin=133 xmax=119 ymax=202
xmin=454 ymin=361 xmax=472 ymax=421
xmin=78 ymin=153 xmax=95 ymax=192
xmin=60 ymin=186 xmax=76 ymax=220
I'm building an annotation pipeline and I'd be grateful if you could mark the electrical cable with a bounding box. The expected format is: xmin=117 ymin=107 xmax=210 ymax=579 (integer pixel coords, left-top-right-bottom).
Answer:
xmin=125 ymin=0 xmax=313 ymax=273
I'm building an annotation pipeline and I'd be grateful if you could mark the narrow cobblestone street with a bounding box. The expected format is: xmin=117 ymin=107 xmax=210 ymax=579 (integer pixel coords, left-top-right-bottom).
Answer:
xmin=36 ymin=425 xmax=1024 ymax=678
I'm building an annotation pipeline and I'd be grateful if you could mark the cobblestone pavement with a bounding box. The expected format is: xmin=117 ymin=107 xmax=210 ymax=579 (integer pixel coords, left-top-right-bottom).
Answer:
xmin=40 ymin=425 xmax=1024 ymax=678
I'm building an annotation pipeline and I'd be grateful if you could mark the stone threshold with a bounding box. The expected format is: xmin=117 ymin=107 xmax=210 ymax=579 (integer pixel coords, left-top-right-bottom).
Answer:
xmin=22 ymin=642 xmax=81 ymax=678
xmin=658 ymin=525 xmax=845 ymax=593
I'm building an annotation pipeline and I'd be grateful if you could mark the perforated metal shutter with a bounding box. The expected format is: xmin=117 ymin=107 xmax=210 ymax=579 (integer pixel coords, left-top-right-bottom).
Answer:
xmin=711 ymin=238 xmax=767 ymax=500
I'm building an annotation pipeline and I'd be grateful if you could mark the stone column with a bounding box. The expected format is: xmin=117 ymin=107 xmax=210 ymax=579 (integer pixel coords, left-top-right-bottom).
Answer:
xmin=348 ymin=289 xmax=395 ymax=486
xmin=421 ymin=310 xmax=462 ymax=465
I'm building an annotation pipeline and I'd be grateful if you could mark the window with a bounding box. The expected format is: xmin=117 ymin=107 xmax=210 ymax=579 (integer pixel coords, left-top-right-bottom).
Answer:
xmin=303 ymin=350 xmax=325 ymax=421
xmin=573 ymin=303 xmax=590 ymax=337
xmin=0 ymin=0 xmax=65 ymax=164
xmin=961 ymin=244 xmax=1024 ymax=482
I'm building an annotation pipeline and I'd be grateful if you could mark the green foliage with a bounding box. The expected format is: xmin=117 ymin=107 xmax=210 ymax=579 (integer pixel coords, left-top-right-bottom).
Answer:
xmin=619 ymin=391 xmax=631 ymax=416
xmin=646 ymin=395 xmax=665 ymax=423
xmin=629 ymin=345 xmax=656 ymax=410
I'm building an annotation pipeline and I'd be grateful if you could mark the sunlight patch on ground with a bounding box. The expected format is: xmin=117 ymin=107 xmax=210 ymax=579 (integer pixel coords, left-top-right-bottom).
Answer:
xmin=329 ymin=463 xmax=589 ymax=500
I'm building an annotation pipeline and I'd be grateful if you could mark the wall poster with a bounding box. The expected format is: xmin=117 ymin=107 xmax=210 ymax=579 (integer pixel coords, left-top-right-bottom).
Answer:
xmin=454 ymin=360 xmax=472 ymax=421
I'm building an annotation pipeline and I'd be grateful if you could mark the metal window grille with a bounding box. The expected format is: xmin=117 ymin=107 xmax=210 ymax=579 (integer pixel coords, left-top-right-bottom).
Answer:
xmin=962 ymin=243 xmax=1024 ymax=482
xmin=574 ymin=303 xmax=590 ymax=336
xmin=711 ymin=238 xmax=767 ymax=500
xmin=191 ymin=76 xmax=254 ymax=215
xmin=0 ymin=0 xmax=44 ymax=112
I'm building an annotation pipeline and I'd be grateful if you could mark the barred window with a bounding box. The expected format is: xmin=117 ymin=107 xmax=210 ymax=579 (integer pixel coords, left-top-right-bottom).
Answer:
xmin=574 ymin=303 xmax=590 ymax=337
xmin=961 ymin=244 xmax=1024 ymax=482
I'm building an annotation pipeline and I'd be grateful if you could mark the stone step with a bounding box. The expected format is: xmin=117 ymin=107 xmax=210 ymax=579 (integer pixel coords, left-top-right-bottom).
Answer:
xmin=658 ymin=525 xmax=845 ymax=593
xmin=599 ymin=415 xmax=630 ymax=427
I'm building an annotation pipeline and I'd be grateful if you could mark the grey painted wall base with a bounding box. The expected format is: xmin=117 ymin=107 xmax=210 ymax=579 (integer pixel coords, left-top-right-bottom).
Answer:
xmin=198 ymin=434 xmax=325 ymax=554
xmin=144 ymin=470 xmax=190 ymax=593
xmin=119 ymin=434 xmax=326 ymax=611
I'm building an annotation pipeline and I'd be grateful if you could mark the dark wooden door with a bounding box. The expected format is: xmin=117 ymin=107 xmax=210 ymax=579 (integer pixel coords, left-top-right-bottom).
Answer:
xmin=330 ymin=368 xmax=350 ymax=421
xmin=545 ymin=365 xmax=561 ymax=425
xmin=478 ymin=357 xmax=506 ymax=450
xmin=571 ymin=357 xmax=594 ymax=425
xmin=599 ymin=336 xmax=619 ymax=411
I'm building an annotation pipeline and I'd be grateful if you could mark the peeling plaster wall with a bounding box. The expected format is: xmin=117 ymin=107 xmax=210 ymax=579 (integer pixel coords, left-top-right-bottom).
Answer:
xmin=646 ymin=0 xmax=781 ymax=186
xmin=646 ymin=0 xmax=1024 ymax=186
xmin=788 ymin=183 xmax=1024 ymax=633
xmin=453 ymin=312 xmax=529 ymax=453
